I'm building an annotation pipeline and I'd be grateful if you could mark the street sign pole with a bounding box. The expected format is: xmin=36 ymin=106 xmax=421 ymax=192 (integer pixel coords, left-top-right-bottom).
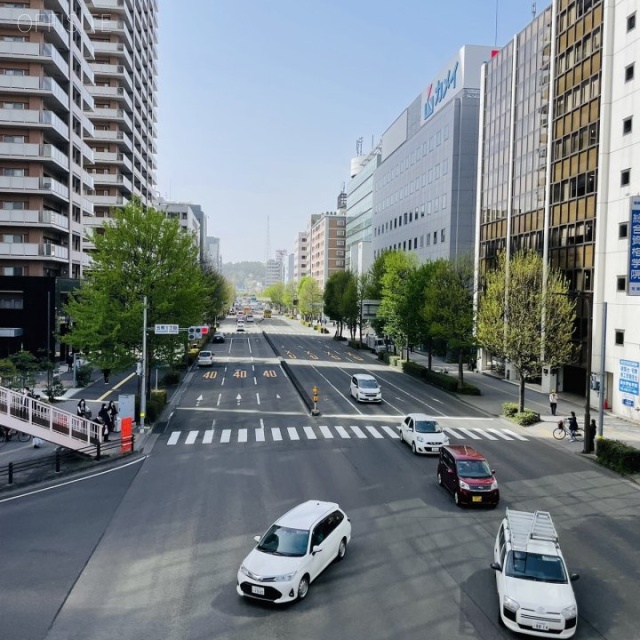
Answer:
xmin=140 ymin=296 xmax=148 ymax=432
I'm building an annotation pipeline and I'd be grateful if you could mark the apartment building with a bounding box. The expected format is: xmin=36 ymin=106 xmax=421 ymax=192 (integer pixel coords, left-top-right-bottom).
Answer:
xmin=292 ymin=231 xmax=309 ymax=283
xmin=308 ymin=211 xmax=346 ymax=290
xmin=265 ymin=258 xmax=283 ymax=287
xmin=0 ymin=0 xmax=158 ymax=279
xmin=157 ymin=200 xmax=202 ymax=256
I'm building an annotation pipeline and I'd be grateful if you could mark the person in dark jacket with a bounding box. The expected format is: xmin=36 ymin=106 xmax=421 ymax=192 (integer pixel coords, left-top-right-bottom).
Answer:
xmin=98 ymin=403 xmax=112 ymax=441
xmin=107 ymin=401 xmax=118 ymax=433
xmin=567 ymin=411 xmax=579 ymax=441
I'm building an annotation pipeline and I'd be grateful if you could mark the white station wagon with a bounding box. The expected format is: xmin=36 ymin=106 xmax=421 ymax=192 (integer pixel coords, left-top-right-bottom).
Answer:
xmin=490 ymin=509 xmax=579 ymax=638
xmin=237 ymin=500 xmax=351 ymax=604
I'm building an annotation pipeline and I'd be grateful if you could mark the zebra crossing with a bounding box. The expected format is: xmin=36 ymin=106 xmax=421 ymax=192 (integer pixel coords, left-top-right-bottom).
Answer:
xmin=165 ymin=424 xmax=529 ymax=446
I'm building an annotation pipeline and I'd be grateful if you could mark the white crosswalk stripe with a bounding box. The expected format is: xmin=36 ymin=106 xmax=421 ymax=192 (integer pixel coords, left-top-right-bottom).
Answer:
xmin=164 ymin=424 xmax=530 ymax=445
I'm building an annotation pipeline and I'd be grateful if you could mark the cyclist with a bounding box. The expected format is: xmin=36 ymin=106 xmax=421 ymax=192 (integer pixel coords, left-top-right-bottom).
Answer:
xmin=567 ymin=411 xmax=579 ymax=441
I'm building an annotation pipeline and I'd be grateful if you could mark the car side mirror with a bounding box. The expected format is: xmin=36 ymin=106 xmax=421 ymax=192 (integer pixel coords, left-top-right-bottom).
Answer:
xmin=253 ymin=535 xmax=261 ymax=543
xmin=570 ymin=573 xmax=580 ymax=581
xmin=312 ymin=545 xmax=322 ymax=555
xmin=490 ymin=562 xmax=502 ymax=571
xmin=491 ymin=470 xmax=496 ymax=475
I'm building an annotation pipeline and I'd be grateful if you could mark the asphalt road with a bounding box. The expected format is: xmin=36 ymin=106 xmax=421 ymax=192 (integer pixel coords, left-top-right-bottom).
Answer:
xmin=1 ymin=316 xmax=640 ymax=640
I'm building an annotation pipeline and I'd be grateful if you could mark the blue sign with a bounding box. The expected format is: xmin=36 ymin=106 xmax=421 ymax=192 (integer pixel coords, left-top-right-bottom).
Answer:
xmin=629 ymin=197 xmax=640 ymax=295
xmin=424 ymin=62 xmax=459 ymax=121
xmin=623 ymin=398 xmax=635 ymax=407
xmin=619 ymin=359 xmax=640 ymax=395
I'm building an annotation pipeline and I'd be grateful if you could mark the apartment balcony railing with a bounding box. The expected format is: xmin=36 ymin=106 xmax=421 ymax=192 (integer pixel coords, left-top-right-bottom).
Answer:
xmin=0 ymin=75 xmax=68 ymax=110
xmin=0 ymin=108 xmax=70 ymax=139
xmin=90 ymin=172 xmax=132 ymax=191
xmin=0 ymin=242 xmax=69 ymax=260
xmin=0 ymin=208 xmax=69 ymax=231
xmin=89 ymin=194 xmax=129 ymax=207
xmin=94 ymin=150 xmax=133 ymax=171
xmin=0 ymin=142 xmax=69 ymax=169
xmin=93 ymin=107 xmax=133 ymax=131
xmin=0 ymin=9 xmax=69 ymax=45
xmin=0 ymin=175 xmax=70 ymax=200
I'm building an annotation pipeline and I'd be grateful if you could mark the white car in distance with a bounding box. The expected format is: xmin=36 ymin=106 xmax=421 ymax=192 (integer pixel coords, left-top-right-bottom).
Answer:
xmin=398 ymin=413 xmax=449 ymax=454
xmin=237 ymin=500 xmax=351 ymax=604
xmin=349 ymin=373 xmax=382 ymax=402
xmin=196 ymin=350 xmax=214 ymax=367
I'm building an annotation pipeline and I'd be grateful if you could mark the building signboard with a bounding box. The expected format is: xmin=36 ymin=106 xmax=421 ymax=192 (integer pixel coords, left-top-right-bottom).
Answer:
xmin=628 ymin=197 xmax=640 ymax=295
xmin=619 ymin=359 xmax=639 ymax=395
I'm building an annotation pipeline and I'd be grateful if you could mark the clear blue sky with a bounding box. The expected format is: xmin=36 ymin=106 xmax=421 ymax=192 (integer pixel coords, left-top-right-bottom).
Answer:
xmin=157 ymin=0 xmax=552 ymax=263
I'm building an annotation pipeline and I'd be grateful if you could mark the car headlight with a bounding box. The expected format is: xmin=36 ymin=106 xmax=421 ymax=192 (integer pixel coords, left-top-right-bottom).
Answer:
xmin=416 ymin=436 xmax=424 ymax=442
xmin=459 ymin=479 xmax=471 ymax=490
xmin=503 ymin=596 xmax=520 ymax=612
xmin=271 ymin=571 xmax=297 ymax=582
xmin=489 ymin=479 xmax=498 ymax=490
xmin=239 ymin=564 xmax=251 ymax=578
xmin=443 ymin=436 xmax=449 ymax=444
xmin=561 ymin=604 xmax=577 ymax=619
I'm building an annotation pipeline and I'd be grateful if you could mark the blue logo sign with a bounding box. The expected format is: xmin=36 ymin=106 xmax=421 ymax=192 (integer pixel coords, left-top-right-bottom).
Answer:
xmin=623 ymin=398 xmax=635 ymax=407
xmin=424 ymin=62 xmax=459 ymax=121
xmin=619 ymin=359 xmax=640 ymax=395
xmin=629 ymin=198 xmax=640 ymax=295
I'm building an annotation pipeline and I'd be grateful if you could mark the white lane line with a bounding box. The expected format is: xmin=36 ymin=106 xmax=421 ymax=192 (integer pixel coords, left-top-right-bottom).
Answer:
xmin=474 ymin=428 xmax=498 ymax=440
xmin=259 ymin=418 xmax=265 ymax=429
xmin=216 ymin=393 xmax=221 ymax=406
xmin=487 ymin=428 xmax=513 ymax=440
xmin=366 ymin=426 xmax=383 ymax=439
xmin=272 ymin=427 xmax=282 ymax=441
xmin=202 ymin=429 xmax=214 ymax=444
xmin=220 ymin=429 xmax=231 ymax=443
xmin=502 ymin=429 xmax=528 ymax=441
xmin=256 ymin=393 xmax=261 ymax=405
xmin=458 ymin=427 xmax=481 ymax=440
xmin=254 ymin=377 xmax=257 ymax=385
xmin=238 ymin=428 xmax=248 ymax=443
xmin=381 ymin=426 xmax=400 ymax=439
xmin=445 ymin=427 xmax=464 ymax=439
xmin=221 ymin=376 xmax=225 ymax=386
xmin=287 ymin=427 xmax=300 ymax=440
xmin=319 ymin=426 xmax=333 ymax=439
xmin=255 ymin=429 xmax=265 ymax=442
xmin=335 ymin=426 xmax=351 ymax=439
xmin=185 ymin=430 xmax=198 ymax=445
xmin=167 ymin=431 xmax=180 ymax=445
xmin=304 ymin=426 xmax=317 ymax=439
xmin=350 ymin=425 xmax=367 ymax=439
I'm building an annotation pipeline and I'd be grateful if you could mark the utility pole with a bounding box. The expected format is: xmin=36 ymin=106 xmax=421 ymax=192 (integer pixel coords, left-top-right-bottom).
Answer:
xmin=140 ymin=296 xmax=148 ymax=432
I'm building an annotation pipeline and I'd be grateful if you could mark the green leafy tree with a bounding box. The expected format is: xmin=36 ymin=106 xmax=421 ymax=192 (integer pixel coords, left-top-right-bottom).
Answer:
xmin=323 ymin=271 xmax=357 ymax=338
xmin=365 ymin=252 xmax=388 ymax=336
xmin=283 ymin=281 xmax=297 ymax=312
xmin=0 ymin=358 xmax=18 ymax=388
xmin=62 ymin=199 xmax=213 ymax=396
xmin=264 ymin=281 xmax=285 ymax=310
xmin=377 ymin=251 xmax=418 ymax=360
xmin=8 ymin=350 xmax=41 ymax=389
xmin=201 ymin=262 xmax=233 ymax=327
xmin=476 ymin=250 xmax=576 ymax=412
xmin=423 ymin=258 xmax=475 ymax=386
xmin=298 ymin=276 xmax=323 ymax=321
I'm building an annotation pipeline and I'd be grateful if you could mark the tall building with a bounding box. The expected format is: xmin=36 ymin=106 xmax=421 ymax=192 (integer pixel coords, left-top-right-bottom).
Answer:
xmin=265 ymin=258 xmax=283 ymax=287
xmin=206 ymin=236 xmax=221 ymax=269
xmin=157 ymin=200 xmax=202 ymax=254
xmin=308 ymin=210 xmax=346 ymax=289
xmin=346 ymin=143 xmax=380 ymax=275
xmin=0 ymin=0 xmax=158 ymax=279
xmin=292 ymin=231 xmax=309 ymax=283
xmin=372 ymin=45 xmax=499 ymax=263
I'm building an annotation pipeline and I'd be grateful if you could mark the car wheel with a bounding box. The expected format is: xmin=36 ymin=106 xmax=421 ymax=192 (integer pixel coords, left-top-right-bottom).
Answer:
xmin=454 ymin=491 xmax=462 ymax=507
xmin=336 ymin=537 xmax=347 ymax=562
xmin=412 ymin=442 xmax=417 ymax=455
xmin=437 ymin=471 xmax=443 ymax=486
xmin=399 ymin=430 xmax=403 ymax=443
xmin=297 ymin=574 xmax=310 ymax=600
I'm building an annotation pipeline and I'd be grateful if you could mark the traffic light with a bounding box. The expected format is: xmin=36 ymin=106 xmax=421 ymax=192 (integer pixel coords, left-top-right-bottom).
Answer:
xmin=188 ymin=325 xmax=209 ymax=340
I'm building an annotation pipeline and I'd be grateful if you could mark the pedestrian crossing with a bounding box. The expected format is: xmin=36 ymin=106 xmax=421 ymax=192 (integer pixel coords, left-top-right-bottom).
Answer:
xmin=165 ymin=425 xmax=529 ymax=446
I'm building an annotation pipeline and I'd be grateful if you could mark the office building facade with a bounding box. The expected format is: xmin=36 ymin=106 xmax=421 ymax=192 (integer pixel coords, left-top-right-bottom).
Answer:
xmin=308 ymin=211 xmax=346 ymax=290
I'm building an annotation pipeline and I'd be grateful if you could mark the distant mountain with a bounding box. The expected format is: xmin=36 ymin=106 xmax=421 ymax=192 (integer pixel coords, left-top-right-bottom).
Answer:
xmin=221 ymin=261 xmax=266 ymax=291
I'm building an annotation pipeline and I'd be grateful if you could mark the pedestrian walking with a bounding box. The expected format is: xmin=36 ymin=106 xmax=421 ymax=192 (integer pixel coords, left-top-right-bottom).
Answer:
xmin=567 ymin=411 xmax=579 ymax=441
xmin=66 ymin=353 xmax=74 ymax=372
xmin=102 ymin=368 xmax=111 ymax=384
xmin=549 ymin=391 xmax=558 ymax=416
xmin=108 ymin=400 xmax=119 ymax=433
xmin=77 ymin=398 xmax=88 ymax=418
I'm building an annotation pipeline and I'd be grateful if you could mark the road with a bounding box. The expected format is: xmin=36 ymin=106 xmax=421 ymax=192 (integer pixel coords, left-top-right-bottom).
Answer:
xmin=1 ymin=316 xmax=639 ymax=640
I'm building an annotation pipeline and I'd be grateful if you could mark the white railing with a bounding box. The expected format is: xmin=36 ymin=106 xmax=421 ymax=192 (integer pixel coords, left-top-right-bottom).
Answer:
xmin=0 ymin=386 xmax=99 ymax=450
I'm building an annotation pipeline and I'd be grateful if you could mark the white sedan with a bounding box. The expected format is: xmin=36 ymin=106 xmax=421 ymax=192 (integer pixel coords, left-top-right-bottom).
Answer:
xmin=398 ymin=412 xmax=449 ymax=454
xmin=237 ymin=500 xmax=351 ymax=604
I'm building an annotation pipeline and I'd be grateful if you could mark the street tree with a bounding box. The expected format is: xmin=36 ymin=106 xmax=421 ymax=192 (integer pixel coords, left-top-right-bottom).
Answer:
xmin=62 ymin=199 xmax=213 ymax=391
xmin=323 ymin=271 xmax=358 ymax=338
xmin=423 ymin=258 xmax=475 ymax=386
xmin=377 ymin=251 xmax=418 ymax=360
xmin=264 ymin=281 xmax=285 ymax=310
xmin=365 ymin=251 xmax=388 ymax=336
xmin=476 ymin=250 xmax=576 ymax=412
xmin=298 ymin=276 xmax=323 ymax=321
xmin=283 ymin=281 xmax=298 ymax=312
xmin=201 ymin=261 xmax=234 ymax=327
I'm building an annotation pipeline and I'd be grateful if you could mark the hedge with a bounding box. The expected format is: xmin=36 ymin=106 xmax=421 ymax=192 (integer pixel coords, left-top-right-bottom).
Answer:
xmin=348 ymin=340 xmax=362 ymax=349
xmin=502 ymin=402 xmax=518 ymax=417
xmin=161 ymin=370 xmax=180 ymax=386
xmin=400 ymin=360 xmax=481 ymax=394
xmin=512 ymin=410 xmax=541 ymax=426
xmin=596 ymin=439 xmax=640 ymax=475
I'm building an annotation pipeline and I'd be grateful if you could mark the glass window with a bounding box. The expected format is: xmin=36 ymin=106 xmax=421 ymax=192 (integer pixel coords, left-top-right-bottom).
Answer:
xmin=621 ymin=169 xmax=631 ymax=186
xmin=623 ymin=117 xmax=633 ymax=135
xmin=615 ymin=330 xmax=624 ymax=345
xmin=628 ymin=12 xmax=636 ymax=31
xmin=625 ymin=64 xmax=635 ymax=82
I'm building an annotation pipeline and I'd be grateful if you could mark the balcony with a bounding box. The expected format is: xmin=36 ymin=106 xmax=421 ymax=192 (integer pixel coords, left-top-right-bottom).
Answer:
xmin=0 ymin=10 xmax=69 ymax=48
xmin=91 ymin=172 xmax=132 ymax=191
xmin=0 ymin=142 xmax=69 ymax=170
xmin=0 ymin=75 xmax=69 ymax=110
xmin=92 ymin=107 xmax=133 ymax=131
xmin=0 ymin=108 xmax=70 ymax=139
xmin=91 ymin=41 xmax=133 ymax=70
xmin=88 ymin=84 xmax=133 ymax=111
xmin=89 ymin=194 xmax=129 ymax=208
xmin=0 ymin=242 xmax=69 ymax=261
xmin=94 ymin=150 xmax=133 ymax=172
xmin=0 ymin=208 xmax=69 ymax=231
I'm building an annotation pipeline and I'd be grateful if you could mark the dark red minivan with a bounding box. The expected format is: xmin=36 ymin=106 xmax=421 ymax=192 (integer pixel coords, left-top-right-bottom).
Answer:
xmin=437 ymin=444 xmax=500 ymax=507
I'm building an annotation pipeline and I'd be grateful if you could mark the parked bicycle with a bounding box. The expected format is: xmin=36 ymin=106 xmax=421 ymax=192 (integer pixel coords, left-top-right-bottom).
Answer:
xmin=553 ymin=418 xmax=584 ymax=441
xmin=0 ymin=427 xmax=31 ymax=442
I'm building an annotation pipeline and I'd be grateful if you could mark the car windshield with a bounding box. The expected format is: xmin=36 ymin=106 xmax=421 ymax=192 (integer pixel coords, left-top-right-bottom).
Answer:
xmin=456 ymin=460 xmax=492 ymax=478
xmin=414 ymin=420 xmax=441 ymax=433
xmin=257 ymin=525 xmax=309 ymax=557
xmin=359 ymin=379 xmax=379 ymax=389
xmin=199 ymin=352 xmax=211 ymax=358
xmin=505 ymin=551 xmax=568 ymax=583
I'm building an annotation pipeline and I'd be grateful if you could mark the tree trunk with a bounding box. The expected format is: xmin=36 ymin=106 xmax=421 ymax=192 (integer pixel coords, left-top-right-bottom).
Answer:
xmin=518 ymin=376 xmax=526 ymax=413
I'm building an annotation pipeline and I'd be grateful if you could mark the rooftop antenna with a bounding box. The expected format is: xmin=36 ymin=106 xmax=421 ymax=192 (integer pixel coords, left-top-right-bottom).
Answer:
xmin=356 ymin=137 xmax=363 ymax=156
xmin=494 ymin=0 xmax=499 ymax=46
xmin=532 ymin=1 xmax=536 ymax=19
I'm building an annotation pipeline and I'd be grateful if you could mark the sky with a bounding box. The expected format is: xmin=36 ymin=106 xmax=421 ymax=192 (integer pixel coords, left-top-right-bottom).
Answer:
xmin=156 ymin=0 xmax=552 ymax=263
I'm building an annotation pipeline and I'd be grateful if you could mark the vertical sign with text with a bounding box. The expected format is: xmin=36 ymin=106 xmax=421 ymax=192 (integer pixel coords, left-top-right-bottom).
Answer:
xmin=628 ymin=197 xmax=640 ymax=295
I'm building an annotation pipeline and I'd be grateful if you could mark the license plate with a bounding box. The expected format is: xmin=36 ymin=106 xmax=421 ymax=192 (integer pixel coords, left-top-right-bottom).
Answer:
xmin=533 ymin=623 xmax=549 ymax=631
xmin=472 ymin=496 xmax=482 ymax=503
xmin=251 ymin=586 xmax=265 ymax=595
xmin=430 ymin=447 xmax=439 ymax=452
